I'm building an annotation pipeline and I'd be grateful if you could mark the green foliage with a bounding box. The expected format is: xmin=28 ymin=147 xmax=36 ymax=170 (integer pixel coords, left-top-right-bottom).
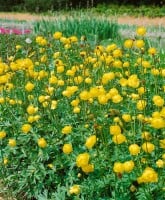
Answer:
xmin=33 ymin=16 xmax=119 ymax=42
xmin=0 ymin=22 xmax=164 ymax=200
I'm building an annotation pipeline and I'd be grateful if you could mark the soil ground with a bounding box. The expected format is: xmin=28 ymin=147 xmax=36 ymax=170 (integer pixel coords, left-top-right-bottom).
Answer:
xmin=0 ymin=12 xmax=165 ymax=26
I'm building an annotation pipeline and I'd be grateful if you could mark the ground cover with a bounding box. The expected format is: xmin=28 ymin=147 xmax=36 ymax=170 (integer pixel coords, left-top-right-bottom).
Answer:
xmin=0 ymin=12 xmax=165 ymax=200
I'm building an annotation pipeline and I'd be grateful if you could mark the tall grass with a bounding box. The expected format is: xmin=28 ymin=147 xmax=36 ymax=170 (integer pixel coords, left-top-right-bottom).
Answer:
xmin=33 ymin=15 xmax=119 ymax=42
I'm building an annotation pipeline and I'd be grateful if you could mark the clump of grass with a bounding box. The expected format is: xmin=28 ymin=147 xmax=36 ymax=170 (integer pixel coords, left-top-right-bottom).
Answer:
xmin=33 ymin=15 xmax=119 ymax=41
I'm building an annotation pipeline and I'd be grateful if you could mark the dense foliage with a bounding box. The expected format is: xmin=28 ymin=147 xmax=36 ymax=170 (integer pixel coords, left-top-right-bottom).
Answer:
xmin=0 ymin=25 xmax=164 ymax=199
xmin=0 ymin=0 xmax=164 ymax=12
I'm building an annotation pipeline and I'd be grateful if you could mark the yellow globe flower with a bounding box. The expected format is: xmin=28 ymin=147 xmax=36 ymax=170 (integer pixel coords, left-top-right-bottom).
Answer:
xmin=21 ymin=124 xmax=32 ymax=134
xmin=79 ymin=90 xmax=90 ymax=101
xmin=113 ymin=60 xmax=123 ymax=68
xmin=0 ymin=131 xmax=6 ymax=139
xmin=148 ymin=47 xmax=156 ymax=55
xmin=62 ymin=144 xmax=73 ymax=154
xmin=3 ymin=158 xmax=8 ymax=165
xmin=137 ymin=167 xmax=158 ymax=184
xmin=25 ymin=82 xmax=34 ymax=92
xmin=136 ymin=26 xmax=146 ymax=36
xmin=85 ymin=135 xmax=97 ymax=149
xmin=124 ymin=39 xmax=134 ymax=48
xmin=129 ymin=144 xmax=140 ymax=155
xmin=8 ymin=139 xmax=16 ymax=147
xmin=151 ymin=117 xmax=165 ymax=129
xmin=82 ymin=164 xmax=94 ymax=173
xmin=69 ymin=185 xmax=80 ymax=195
xmin=152 ymin=95 xmax=164 ymax=107
xmin=141 ymin=131 xmax=152 ymax=140
xmin=123 ymin=160 xmax=135 ymax=172
xmin=38 ymin=138 xmax=47 ymax=148
xmin=98 ymin=95 xmax=108 ymax=105
xmin=160 ymin=139 xmax=165 ymax=149
xmin=27 ymin=105 xmax=38 ymax=115
xmin=112 ymin=134 xmax=126 ymax=144
xmin=106 ymin=43 xmax=117 ymax=52
xmin=113 ymin=162 xmax=124 ymax=173
xmin=136 ymin=100 xmax=147 ymax=111
xmin=135 ymin=39 xmax=145 ymax=48
xmin=142 ymin=142 xmax=155 ymax=153
xmin=122 ymin=114 xmax=132 ymax=122
xmin=156 ymin=159 xmax=164 ymax=168
xmin=113 ymin=49 xmax=122 ymax=58
xmin=53 ymin=32 xmax=62 ymax=40
xmin=62 ymin=125 xmax=72 ymax=134
xmin=127 ymin=74 xmax=140 ymax=88
xmin=76 ymin=153 xmax=90 ymax=168
xmin=112 ymin=94 xmax=123 ymax=103
xmin=110 ymin=125 xmax=121 ymax=135
xmin=138 ymin=87 xmax=145 ymax=95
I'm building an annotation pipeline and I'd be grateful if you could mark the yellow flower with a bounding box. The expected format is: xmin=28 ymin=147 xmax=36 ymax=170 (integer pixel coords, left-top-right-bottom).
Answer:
xmin=98 ymin=95 xmax=108 ymax=105
xmin=152 ymin=95 xmax=164 ymax=107
xmin=51 ymin=100 xmax=57 ymax=110
xmin=112 ymin=94 xmax=123 ymax=103
xmin=113 ymin=49 xmax=122 ymax=58
xmin=25 ymin=82 xmax=34 ymax=92
xmin=0 ymin=97 xmax=5 ymax=104
xmin=136 ymin=100 xmax=147 ymax=111
xmin=110 ymin=125 xmax=121 ymax=135
xmin=141 ymin=131 xmax=152 ymax=140
xmin=127 ymin=74 xmax=140 ymax=88
xmin=0 ymin=131 xmax=6 ymax=139
xmin=135 ymin=40 xmax=145 ymax=48
xmin=123 ymin=160 xmax=135 ymax=172
xmin=38 ymin=138 xmax=47 ymax=148
xmin=102 ymin=72 xmax=115 ymax=84
xmin=49 ymin=75 xmax=58 ymax=84
xmin=53 ymin=32 xmax=62 ymax=40
xmin=160 ymin=139 xmax=165 ymax=149
xmin=21 ymin=124 xmax=32 ymax=133
xmin=138 ymin=87 xmax=145 ymax=95
xmin=3 ymin=158 xmax=8 ymax=165
xmin=113 ymin=60 xmax=122 ymax=68
xmin=82 ymin=164 xmax=94 ymax=173
xmin=85 ymin=135 xmax=97 ymax=149
xmin=71 ymin=99 xmax=80 ymax=107
xmin=79 ymin=90 xmax=90 ymax=101
xmin=142 ymin=142 xmax=155 ymax=153
xmin=76 ymin=153 xmax=90 ymax=168
xmin=113 ymin=162 xmax=124 ymax=173
xmin=129 ymin=144 xmax=140 ymax=155
xmin=156 ymin=159 xmax=164 ymax=168
xmin=148 ymin=47 xmax=156 ymax=55
xmin=47 ymin=163 xmax=54 ymax=169
xmin=112 ymin=134 xmax=126 ymax=144
xmin=137 ymin=167 xmax=158 ymax=184
xmin=106 ymin=43 xmax=117 ymax=52
xmin=27 ymin=105 xmax=38 ymax=115
xmin=8 ymin=139 xmax=16 ymax=147
xmin=122 ymin=114 xmax=132 ymax=122
xmin=73 ymin=106 xmax=80 ymax=113
xmin=62 ymin=144 xmax=73 ymax=154
xmin=151 ymin=117 xmax=165 ymax=129
xmin=124 ymin=39 xmax=134 ymax=48
xmin=69 ymin=185 xmax=80 ymax=195
xmin=62 ymin=125 xmax=72 ymax=134
xmin=136 ymin=26 xmax=146 ymax=36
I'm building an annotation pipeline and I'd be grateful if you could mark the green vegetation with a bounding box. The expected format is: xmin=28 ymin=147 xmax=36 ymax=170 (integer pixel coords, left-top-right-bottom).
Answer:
xmin=0 ymin=19 xmax=165 ymax=199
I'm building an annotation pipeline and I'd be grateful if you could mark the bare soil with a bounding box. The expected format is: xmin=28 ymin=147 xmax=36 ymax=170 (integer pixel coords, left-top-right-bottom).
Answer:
xmin=0 ymin=12 xmax=165 ymax=26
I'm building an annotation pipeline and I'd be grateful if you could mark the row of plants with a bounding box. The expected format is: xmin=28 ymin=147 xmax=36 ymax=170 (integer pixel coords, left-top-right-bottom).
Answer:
xmin=0 ymin=25 xmax=164 ymax=200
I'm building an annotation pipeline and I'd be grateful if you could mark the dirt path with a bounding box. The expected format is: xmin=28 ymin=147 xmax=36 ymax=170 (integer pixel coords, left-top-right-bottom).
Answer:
xmin=0 ymin=12 xmax=165 ymax=26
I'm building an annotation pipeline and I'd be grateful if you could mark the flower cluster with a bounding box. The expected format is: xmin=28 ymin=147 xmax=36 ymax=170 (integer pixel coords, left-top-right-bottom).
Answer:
xmin=0 ymin=26 xmax=164 ymax=199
